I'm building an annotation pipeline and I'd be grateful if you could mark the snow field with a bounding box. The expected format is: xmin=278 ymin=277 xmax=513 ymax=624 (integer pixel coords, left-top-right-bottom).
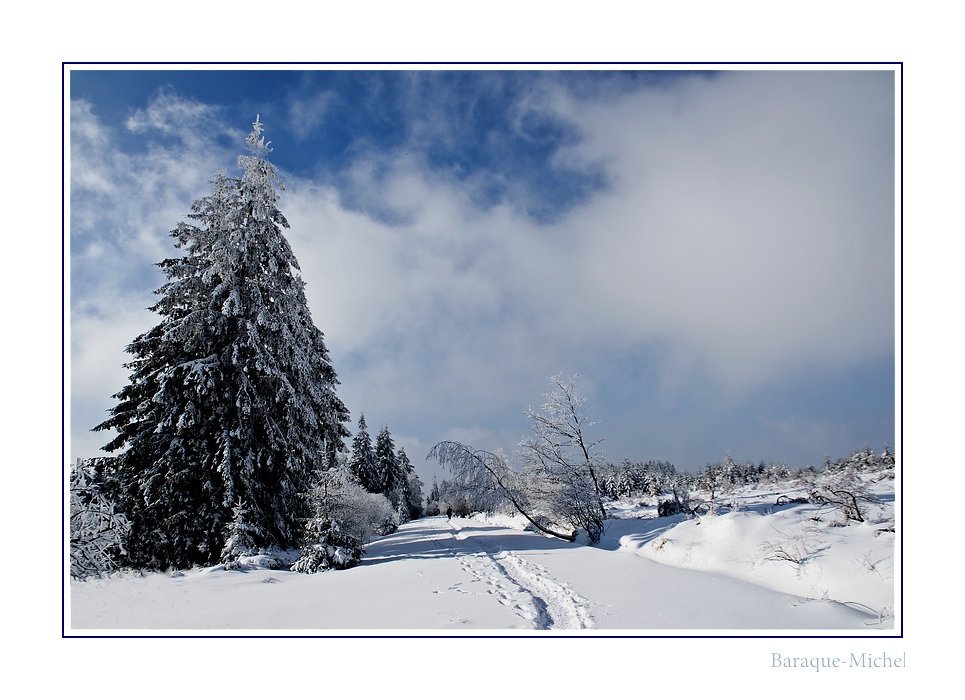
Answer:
xmin=608 ymin=480 xmax=895 ymax=623
xmin=71 ymin=482 xmax=893 ymax=632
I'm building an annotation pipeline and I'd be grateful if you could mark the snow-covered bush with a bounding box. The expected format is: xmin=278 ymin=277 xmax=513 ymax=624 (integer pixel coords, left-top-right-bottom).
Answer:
xmin=759 ymin=522 xmax=828 ymax=573
xmin=290 ymin=540 xmax=360 ymax=573
xmin=808 ymin=466 xmax=879 ymax=523
xmin=291 ymin=467 xmax=398 ymax=573
xmin=70 ymin=459 xmax=131 ymax=579
xmin=800 ymin=446 xmax=893 ymax=524
xmin=657 ymin=485 xmax=692 ymax=517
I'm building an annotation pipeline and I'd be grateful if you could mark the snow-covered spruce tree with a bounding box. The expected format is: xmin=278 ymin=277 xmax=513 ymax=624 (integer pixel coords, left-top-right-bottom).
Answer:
xmin=425 ymin=475 xmax=441 ymax=516
xmin=374 ymin=425 xmax=400 ymax=497
xmin=348 ymin=414 xmax=380 ymax=493
xmin=220 ymin=498 xmax=258 ymax=562
xmin=94 ymin=118 xmax=350 ymax=569
xmin=397 ymin=447 xmax=425 ymax=521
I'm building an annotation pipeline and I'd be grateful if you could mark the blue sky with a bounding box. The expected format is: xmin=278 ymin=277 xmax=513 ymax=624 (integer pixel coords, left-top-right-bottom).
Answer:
xmin=69 ymin=67 xmax=896 ymax=481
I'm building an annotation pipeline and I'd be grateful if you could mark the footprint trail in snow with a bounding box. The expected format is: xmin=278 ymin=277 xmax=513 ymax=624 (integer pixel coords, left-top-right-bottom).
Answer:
xmin=444 ymin=520 xmax=593 ymax=630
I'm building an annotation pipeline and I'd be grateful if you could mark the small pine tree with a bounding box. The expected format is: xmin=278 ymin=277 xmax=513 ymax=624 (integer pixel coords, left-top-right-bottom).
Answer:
xmin=397 ymin=447 xmax=424 ymax=520
xmin=425 ymin=475 xmax=441 ymax=516
xmin=349 ymin=414 xmax=380 ymax=493
xmin=375 ymin=425 xmax=400 ymax=498
xmin=220 ymin=499 xmax=258 ymax=562
xmin=292 ymin=465 xmax=397 ymax=573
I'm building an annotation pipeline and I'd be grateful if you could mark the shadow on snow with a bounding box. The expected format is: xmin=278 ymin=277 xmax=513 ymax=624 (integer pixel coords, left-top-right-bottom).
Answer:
xmin=357 ymin=516 xmax=581 ymax=567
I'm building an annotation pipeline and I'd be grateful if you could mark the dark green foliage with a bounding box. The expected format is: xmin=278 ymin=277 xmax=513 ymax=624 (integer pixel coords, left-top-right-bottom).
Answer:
xmin=349 ymin=414 xmax=380 ymax=493
xmin=397 ymin=448 xmax=425 ymax=521
xmin=374 ymin=425 xmax=399 ymax=496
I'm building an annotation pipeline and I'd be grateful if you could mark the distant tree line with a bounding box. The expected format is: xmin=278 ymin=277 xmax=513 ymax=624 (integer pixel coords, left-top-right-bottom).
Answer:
xmin=596 ymin=446 xmax=894 ymax=520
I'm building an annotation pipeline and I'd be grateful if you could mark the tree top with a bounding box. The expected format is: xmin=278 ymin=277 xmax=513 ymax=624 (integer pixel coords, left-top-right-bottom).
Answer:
xmin=245 ymin=115 xmax=271 ymax=156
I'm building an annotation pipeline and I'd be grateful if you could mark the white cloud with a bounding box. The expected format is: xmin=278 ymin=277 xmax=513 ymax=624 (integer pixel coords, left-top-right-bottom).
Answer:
xmin=126 ymin=89 xmax=240 ymax=148
xmin=547 ymin=71 xmax=895 ymax=387
xmin=288 ymin=91 xmax=335 ymax=139
xmin=281 ymin=71 xmax=892 ymax=415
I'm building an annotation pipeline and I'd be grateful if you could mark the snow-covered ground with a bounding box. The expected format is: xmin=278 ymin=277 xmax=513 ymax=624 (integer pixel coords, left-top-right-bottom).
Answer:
xmin=613 ymin=501 xmax=894 ymax=620
xmin=70 ymin=479 xmax=895 ymax=633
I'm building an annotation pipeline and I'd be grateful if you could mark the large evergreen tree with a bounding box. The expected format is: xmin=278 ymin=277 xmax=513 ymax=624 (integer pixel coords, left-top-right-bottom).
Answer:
xmin=95 ymin=118 xmax=350 ymax=569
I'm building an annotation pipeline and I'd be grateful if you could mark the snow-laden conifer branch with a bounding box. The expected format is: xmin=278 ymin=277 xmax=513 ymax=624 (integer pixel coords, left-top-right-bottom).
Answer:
xmin=70 ymin=460 xmax=131 ymax=579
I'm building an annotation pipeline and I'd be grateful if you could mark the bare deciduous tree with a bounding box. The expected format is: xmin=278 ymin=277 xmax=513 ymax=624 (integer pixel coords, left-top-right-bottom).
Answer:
xmin=428 ymin=374 xmax=609 ymax=544
xmin=427 ymin=441 xmax=578 ymax=542
xmin=518 ymin=374 xmax=607 ymax=543
xmin=807 ymin=466 xmax=878 ymax=523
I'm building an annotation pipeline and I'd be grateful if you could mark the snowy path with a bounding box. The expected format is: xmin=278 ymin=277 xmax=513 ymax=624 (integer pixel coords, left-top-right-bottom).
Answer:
xmin=70 ymin=515 xmax=886 ymax=631
xmin=441 ymin=519 xmax=593 ymax=629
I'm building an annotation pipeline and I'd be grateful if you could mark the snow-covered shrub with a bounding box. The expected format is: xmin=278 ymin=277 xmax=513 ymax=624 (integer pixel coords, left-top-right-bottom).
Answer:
xmin=656 ymin=471 xmax=694 ymax=517
xmin=291 ymin=540 xmax=360 ymax=573
xmin=292 ymin=467 xmax=397 ymax=573
xmin=800 ymin=446 xmax=893 ymax=523
xmin=70 ymin=459 xmax=131 ymax=579
xmin=657 ymin=486 xmax=692 ymax=517
xmin=759 ymin=522 xmax=828 ymax=574
xmin=341 ymin=485 xmax=398 ymax=539
xmin=808 ymin=466 xmax=878 ymax=523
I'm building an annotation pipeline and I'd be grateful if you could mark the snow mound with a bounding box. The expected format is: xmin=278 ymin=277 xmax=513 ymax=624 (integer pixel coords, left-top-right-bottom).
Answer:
xmin=616 ymin=497 xmax=894 ymax=620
